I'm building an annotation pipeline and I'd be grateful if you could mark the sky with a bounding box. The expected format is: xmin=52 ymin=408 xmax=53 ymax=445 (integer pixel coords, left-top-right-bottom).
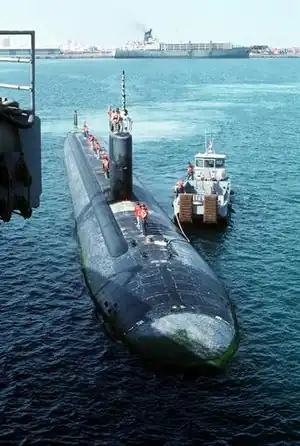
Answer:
xmin=0 ymin=0 xmax=299 ymax=48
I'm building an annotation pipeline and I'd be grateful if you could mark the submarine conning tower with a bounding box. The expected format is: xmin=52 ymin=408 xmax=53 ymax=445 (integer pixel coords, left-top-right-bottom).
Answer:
xmin=108 ymin=70 xmax=133 ymax=203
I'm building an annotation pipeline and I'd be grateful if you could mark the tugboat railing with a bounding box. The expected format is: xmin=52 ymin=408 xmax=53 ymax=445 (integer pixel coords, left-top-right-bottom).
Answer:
xmin=0 ymin=30 xmax=35 ymax=115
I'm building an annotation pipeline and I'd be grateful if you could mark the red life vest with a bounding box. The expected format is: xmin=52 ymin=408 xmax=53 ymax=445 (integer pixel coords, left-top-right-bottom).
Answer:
xmin=134 ymin=205 xmax=141 ymax=217
xmin=103 ymin=159 xmax=109 ymax=172
xmin=139 ymin=208 xmax=148 ymax=220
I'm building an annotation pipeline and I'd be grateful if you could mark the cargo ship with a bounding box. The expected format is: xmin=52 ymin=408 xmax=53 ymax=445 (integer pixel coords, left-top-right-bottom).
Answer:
xmin=114 ymin=29 xmax=250 ymax=59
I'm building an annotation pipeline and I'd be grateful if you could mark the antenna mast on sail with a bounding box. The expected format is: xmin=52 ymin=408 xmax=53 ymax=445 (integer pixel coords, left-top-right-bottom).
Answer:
xmin=121 ymin=70 xmax=126 ymax=110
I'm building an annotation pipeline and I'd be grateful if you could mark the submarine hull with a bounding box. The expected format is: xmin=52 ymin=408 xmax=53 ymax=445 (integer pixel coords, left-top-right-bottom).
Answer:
xmin=64 ymin=132 xmax=239 ymax=369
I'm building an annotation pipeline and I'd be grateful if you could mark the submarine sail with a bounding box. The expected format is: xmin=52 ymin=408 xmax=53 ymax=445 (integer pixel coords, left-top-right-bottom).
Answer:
xmin=64 ymin=72 xmax=239 ymax=370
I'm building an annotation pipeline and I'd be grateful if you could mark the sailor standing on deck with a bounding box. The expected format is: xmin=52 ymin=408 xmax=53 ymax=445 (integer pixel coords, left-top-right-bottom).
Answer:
xmin=101 ymin=151 xmax=107 ymax=168
xmin=111 ymin=109 xmax=120 ymax=133
xmin=101 ymin=152 xmax=109 ymax=178
xmin=121 ymin=108 xmax=131 ymax=132
xmin=139 ymin=204 xmax=149 ymax=236
xmin=103 ymin=159 xmax=109 ymax=178
xmin=175 ymin=180 xmax=185 ymax=197
xmin=187 ymin=162 xmax=194 ymax=181
xmin=94 ymin=139 xmax=101 ymax=157
xmin=88 ymin=134 xmax=95 ymax=150
xmin=134 ymin=202 xmax=141 ymax=230
xmin=83 ymin=121 xmax=89 ymax=137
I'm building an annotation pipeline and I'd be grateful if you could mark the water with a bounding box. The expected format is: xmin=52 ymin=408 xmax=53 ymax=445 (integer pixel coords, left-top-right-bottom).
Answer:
xmin=1 ymin=58 xmax=300 ymax=445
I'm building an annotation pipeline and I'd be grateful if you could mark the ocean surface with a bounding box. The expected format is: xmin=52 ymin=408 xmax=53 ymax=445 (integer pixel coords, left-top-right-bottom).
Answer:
xmin=1 ymin=58 xmax=300 ymax=446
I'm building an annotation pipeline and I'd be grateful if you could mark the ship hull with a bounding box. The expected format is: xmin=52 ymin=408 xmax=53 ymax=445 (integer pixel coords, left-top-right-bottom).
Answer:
xmin=115 ymin=47 xmax=250 ymax=59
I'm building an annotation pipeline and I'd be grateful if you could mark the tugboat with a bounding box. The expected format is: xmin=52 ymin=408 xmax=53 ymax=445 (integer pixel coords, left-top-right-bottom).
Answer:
xmin=173 ymin=135 xmax=233 ymax=226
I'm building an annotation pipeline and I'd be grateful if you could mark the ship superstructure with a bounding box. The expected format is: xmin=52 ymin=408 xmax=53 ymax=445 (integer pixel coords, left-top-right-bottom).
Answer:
xmin=115 ymin=29 xmax=250 ymax=59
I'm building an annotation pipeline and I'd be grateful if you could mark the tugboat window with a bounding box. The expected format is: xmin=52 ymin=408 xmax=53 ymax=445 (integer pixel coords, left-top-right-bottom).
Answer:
xmin=204 ymin=159 xmax=215 ymax=168
xmin=195 ymin=159 xmax=204 ymax=167
xmin=215 ymin=159 xmax=225 ymax=168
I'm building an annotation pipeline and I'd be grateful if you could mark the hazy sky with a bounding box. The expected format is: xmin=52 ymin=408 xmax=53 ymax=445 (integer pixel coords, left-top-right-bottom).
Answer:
xmin=0 ymin=0 xmax=299 ymax=48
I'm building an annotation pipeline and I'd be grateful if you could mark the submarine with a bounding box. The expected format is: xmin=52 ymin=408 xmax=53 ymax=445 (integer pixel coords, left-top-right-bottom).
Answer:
xmin=64 ymin=72 xmax=239 ymax=370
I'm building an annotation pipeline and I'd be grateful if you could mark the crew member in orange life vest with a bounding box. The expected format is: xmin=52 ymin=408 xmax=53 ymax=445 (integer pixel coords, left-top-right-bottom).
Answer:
xmin=139 ymin=204 xmax=149 ymax=236
xmin=94 ymin=139 xmax=100 ymax=157
xmin=111 ymin=109 xmax=119 ymax=131
xmin=83 ymin=121 xmax=89 ymax=137
xmin=89 ymin=135 xmax=95 ymax=150
xmin=187 ymin=162 xmax=194 ymax=180
xmin=103 ymin=158 xmax=109 ymax=177
xmin=101 ymin=151 xmax=108 ymax=164
xmin=101 ymin=152 xmax=109 ymax=177
xmin=108 ymin=109 xmax=114 ymax=132
xmin=134 ymin=202 xmax=141 ymax=230
xmin=175 ymin=180 xmax=184 ymax=197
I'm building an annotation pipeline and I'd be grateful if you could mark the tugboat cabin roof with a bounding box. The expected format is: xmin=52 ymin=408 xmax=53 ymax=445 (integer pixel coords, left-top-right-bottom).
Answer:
xmin=195 ymin=152 xmax=226 ymax=159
